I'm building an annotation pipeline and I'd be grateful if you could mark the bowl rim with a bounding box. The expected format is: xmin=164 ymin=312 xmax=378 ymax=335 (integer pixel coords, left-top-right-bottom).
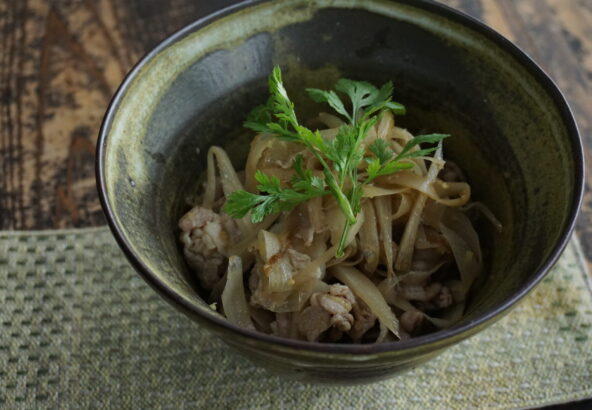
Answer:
xmin=96 ymin=0 xmax=585 ymax=355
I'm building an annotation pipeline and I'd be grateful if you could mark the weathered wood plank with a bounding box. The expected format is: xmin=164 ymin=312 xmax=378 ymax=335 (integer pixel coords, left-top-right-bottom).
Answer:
xmin=0 ymin=0 xmax=240 ymax=230
xmin=0 ymin=0 xmax=127 ymax=229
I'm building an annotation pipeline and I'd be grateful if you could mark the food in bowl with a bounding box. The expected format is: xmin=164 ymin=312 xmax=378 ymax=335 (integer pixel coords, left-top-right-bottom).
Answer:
xmin=178 ymin=67 xmax=501 ymax=343
xmin=97 ymin=0 xmax=583 ymax=381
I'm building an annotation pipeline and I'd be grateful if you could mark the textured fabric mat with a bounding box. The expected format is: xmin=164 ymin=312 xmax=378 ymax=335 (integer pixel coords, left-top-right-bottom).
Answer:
xmin=0 ymin=227 xmax=591 ymax=409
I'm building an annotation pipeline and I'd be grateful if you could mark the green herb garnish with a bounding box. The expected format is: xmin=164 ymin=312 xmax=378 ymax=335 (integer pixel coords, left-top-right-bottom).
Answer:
xmin=224 ymin=66 xmax=448 ymax=256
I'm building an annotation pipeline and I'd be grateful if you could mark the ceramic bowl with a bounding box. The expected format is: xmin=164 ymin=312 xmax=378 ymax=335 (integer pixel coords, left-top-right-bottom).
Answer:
xmin=96 ymin=0 xmax=584 ymax=383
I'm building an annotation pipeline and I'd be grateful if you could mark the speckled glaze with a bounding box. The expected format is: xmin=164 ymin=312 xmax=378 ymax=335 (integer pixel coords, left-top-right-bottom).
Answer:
xmin=96 ymin=0 xmax=583 ymax=383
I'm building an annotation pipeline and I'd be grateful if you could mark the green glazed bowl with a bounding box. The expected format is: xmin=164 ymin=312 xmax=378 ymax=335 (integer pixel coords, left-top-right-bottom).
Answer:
xmin=96 ymin=0 xmax=584 ymax=383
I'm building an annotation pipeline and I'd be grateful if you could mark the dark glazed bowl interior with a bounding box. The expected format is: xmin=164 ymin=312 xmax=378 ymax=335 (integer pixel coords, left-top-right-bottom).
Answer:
xmin=97 ymin=0 xmax=583 ymax=383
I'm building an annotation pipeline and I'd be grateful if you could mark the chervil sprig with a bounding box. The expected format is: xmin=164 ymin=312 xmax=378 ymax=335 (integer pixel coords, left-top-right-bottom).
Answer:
xmin=241 ymin=67 xmax=357 ymax=236
xmin=307 ymin=78 xmax=406 ymax=124
xmin=224 ymin=167 xmax=328 ymax=224
xmin=365 ymin=133 xmax=449 ymax=183
xmin=224 ymin=66 xmax=448 ymax=256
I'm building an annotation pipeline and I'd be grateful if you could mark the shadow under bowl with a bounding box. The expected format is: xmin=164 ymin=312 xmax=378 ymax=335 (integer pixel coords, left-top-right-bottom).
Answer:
xmin=96 ymin=0 xmax=583 ymax=383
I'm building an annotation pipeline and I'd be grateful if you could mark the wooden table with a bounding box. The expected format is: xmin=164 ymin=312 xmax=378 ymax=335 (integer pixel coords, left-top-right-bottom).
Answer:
xmin=0 ymin=0 xmax=590 ymax=407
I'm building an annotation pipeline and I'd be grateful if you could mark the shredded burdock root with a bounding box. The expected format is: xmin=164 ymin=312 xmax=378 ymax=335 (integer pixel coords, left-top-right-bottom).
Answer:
xmin=178 ymin=67 xmax=501 ymax=343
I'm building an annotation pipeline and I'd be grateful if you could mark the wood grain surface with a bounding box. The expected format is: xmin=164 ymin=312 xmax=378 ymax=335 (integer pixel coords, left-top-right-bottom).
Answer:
xmin=0 ymin=0 xmax=590 ymax=407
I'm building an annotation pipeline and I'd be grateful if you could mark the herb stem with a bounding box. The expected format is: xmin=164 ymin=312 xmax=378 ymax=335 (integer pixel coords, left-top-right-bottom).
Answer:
xmin=336 ymin=221 xmax=352 ymax=257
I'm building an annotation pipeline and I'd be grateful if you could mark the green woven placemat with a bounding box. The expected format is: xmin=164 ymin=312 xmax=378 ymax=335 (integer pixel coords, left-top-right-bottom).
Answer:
xmin=1 ymin=227 xmax=591 ymax=409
